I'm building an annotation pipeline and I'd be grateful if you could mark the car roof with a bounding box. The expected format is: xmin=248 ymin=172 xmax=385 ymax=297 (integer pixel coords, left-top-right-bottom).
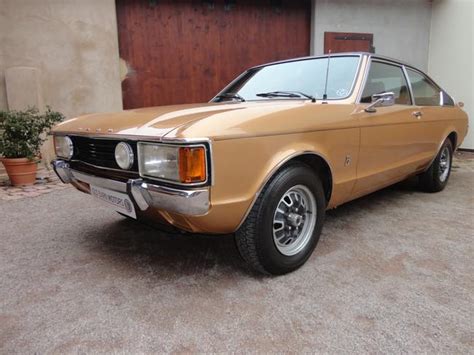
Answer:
xmin=250 ymin=52 xmax=414 ymax=70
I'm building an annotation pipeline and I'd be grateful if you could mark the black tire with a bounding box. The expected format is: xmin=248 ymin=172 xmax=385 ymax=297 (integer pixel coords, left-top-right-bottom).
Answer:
xmin=418 ymin=139 xmax=453 ymax=192
xmin=235 ymin=163 xmax=326 ymax=275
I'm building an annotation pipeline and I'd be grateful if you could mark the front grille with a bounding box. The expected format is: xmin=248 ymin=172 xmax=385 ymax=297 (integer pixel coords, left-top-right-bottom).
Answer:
xmin=70 ymin=161 xmax=139 ymax=182
xmin=70 ymin=136 xmax=138 ymax=171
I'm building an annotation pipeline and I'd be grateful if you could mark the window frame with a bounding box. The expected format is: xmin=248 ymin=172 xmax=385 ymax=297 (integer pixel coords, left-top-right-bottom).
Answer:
xmin=404 ymin=66 xmax=454 ymax=107
xmin=357 ymin=58 xmax=413 ymax=106
xmin=211 ymin=54 xmax=364 ymax=102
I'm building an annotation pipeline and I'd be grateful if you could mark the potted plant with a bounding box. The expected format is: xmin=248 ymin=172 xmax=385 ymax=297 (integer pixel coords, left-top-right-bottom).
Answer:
xmin=0 ymin=107 xmax=64 ymax=186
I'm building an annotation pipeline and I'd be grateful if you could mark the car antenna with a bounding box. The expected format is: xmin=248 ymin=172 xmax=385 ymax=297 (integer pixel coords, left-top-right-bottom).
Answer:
xmin=322 ymin=50 xmax=331 ymax=102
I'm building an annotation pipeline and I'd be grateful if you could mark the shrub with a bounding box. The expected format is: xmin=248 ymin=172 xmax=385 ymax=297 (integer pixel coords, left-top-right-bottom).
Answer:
xmin=0 ymin=107 xmax=64 ymax=160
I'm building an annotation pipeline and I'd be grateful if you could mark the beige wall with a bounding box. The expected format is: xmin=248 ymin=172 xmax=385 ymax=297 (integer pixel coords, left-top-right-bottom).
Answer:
xmin=0 ymin=0 xmax=123 ymax=118
xmin=310 ymin=0 xmax=432 ymax=70
xmin=428 ymin=0 xmax=473 ymax=149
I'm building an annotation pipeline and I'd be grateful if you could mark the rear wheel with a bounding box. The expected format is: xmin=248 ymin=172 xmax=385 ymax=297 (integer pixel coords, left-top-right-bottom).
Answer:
xmin=235 ymin=163 xmax=326 ymax=275
xmin=418 ymin=139 xmax=453 ymax=192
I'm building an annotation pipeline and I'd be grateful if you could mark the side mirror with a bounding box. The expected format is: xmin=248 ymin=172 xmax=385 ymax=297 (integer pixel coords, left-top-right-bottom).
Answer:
xmin=365 ymin=92 xmax=395 ymax=113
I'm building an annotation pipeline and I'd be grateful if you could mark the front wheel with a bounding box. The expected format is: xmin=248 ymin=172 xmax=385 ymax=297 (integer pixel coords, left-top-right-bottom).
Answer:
xmin=418 ymin=139 xmax=453 ymax=193
xmin=235 ymin=163 xmax=326 ymax=275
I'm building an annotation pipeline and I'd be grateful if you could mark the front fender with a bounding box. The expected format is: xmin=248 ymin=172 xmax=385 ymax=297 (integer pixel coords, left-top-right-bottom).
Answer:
xmin=163 ymin=128 xmax=358 ymax=234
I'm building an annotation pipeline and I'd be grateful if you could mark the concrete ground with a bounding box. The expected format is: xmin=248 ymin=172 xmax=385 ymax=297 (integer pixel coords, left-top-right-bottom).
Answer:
xmin=0 ymin=154 xmax=473 ymax=353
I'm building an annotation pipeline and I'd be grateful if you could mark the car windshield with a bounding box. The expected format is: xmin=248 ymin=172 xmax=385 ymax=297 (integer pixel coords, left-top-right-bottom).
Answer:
xmin=214 ymin=55 xmax=361 ymax=102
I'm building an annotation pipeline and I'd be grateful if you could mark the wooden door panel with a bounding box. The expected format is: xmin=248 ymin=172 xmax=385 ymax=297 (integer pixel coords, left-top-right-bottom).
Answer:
xmin=117 ymin=0 xmax=311 ymax=109
xmin=324 ymin=32 xmax=374 ymax=54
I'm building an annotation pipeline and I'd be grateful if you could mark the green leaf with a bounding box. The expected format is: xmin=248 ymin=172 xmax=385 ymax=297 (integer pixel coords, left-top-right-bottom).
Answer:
xmin=0 ymin=106 xmax=64 ymax=159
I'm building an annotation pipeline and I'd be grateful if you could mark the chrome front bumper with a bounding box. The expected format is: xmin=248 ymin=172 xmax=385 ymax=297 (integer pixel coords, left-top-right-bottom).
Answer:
xmin=52 ymin=160 xmax=210 ymax=216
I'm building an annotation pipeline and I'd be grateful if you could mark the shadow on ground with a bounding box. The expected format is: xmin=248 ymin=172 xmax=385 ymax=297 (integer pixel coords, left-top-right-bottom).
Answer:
xmin=0 ymin=158 xmax=472 ymax=353
xmin=87 ymin=176 xmax=421 ymax=278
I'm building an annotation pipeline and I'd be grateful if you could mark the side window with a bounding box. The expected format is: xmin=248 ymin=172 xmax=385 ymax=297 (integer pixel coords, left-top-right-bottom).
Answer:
xmin=361 ymin=61 xmax=411 ymax=105
xmin=406 ymin=69 xmax=441 ymax=106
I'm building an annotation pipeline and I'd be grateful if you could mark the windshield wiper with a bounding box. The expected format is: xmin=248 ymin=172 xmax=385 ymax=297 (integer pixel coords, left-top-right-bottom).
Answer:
xmin=256 ymin=91 xmax=316 ymax=102
xmin=215 ymin=92 xmax=246 ymax=102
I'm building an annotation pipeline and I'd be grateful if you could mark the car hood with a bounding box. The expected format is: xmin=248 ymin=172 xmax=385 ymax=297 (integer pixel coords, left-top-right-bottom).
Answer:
xmin=53 ymin=103 xmax=236 ymax=137
xmin=53 ymin=101 xmax=355 ymax=140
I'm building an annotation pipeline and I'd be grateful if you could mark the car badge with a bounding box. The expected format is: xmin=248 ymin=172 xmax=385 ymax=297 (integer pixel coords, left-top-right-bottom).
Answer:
xmin=344 ymin=155 xmax=352 ymax=167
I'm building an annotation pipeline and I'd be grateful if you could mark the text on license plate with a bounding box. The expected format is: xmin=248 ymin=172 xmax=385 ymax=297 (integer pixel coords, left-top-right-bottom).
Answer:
xmin=90 ymin=185 xmax=136 ymax=219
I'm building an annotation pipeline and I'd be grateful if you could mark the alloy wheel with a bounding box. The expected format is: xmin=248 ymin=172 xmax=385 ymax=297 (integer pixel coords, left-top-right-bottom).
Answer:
xmin=272 ymin=185 xmax=317 ymax=256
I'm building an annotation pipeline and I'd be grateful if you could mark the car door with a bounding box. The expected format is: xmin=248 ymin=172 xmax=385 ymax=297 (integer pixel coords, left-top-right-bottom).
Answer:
xmin=404 ymin=67 xmax=452 ymax=157
xmin=352 ymin=60 xmax=429 ymax=198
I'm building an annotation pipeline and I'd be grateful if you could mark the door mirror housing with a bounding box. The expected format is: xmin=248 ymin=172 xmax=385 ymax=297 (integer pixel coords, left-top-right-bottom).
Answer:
xmin=365 ymin=92 xmax=395 ymax=113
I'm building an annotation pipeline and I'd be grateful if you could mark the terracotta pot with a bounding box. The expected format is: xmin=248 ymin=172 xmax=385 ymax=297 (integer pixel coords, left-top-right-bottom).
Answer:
xmin=1 ymin=158 xmax=38 ymax=186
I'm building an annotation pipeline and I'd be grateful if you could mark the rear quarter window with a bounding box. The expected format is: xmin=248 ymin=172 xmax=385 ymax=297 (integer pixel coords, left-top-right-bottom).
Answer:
xmin=406 ymin=68 xmax=443 ymax=106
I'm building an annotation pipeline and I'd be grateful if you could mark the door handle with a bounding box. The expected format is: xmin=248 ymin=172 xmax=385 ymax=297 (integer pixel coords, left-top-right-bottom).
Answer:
xmin=412 ymin=111 xmax=423 ymax=119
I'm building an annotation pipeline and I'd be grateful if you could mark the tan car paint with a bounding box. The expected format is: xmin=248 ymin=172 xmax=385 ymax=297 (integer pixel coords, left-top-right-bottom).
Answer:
xmin=352 ymin=104 xmax=467 ymax=199
xmin=52 ymin=55 xmax=469 ymax=234
xmin=54 ymin=103 xmax=244 ymax=139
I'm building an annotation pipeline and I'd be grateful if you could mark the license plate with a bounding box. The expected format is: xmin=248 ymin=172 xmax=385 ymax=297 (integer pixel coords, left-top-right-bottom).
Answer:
xmin=90 ymin=185 xmax=137 ymax=219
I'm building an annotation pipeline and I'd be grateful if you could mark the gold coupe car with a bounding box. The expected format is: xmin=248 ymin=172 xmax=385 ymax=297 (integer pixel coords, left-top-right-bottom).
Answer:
xmin=52 ymin=52 xmax=468 ymax=275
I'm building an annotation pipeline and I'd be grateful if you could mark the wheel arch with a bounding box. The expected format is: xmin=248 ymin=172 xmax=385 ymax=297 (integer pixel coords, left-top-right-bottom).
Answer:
xmin=235 ymin=151 xmax=334 ymax=231
xmin=424 ymin=129 xmax=458 ymax=173
xmin=290 ymin=153 xmax=333 ymax=203
xmin=260 ymin=151 xmax=334 ymax=204
xmin=447 ymin=131 xmax=458 ymax=150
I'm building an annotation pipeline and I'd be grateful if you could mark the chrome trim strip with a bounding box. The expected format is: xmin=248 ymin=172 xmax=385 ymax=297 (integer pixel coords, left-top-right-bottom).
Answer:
xmin=52 ymin=132 xmax=212 ymax=144
xmin=355 ymin=55 xmax=372 ymax=104
xmin=162 ymin=137 xmax=213 ymax=144
xmin=235 ymin=151 xmax=334 ymax=231
xmin=211 ymin=70 xmax=250 ymax=103
xmin=138 ymin=181 xmax=210 ymax=215
xmin=402 ymin=65 xmax=416 ymax=106
xmin=129 ymin=179 xmax=150 ymax=211
xmin=52 ymin=160 xmax=210 ymax=216
xmin=53 ymin=132 xmax=163 ymax=141
xmin=250 ymin=52 xmax=365 ymax=70
xmin=52 ymin=160 xmax=73 ymax=183
xmin=70 ymin=159 xmax=139 ymax=175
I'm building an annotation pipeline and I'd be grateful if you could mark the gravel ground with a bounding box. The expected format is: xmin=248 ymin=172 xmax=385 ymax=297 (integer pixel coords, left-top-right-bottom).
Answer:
xmin=0 ymin=155 xmax=473 ymax=353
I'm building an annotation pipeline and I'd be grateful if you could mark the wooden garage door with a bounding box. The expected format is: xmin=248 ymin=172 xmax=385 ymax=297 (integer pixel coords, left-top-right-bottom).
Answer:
xmin=116 ymin=0 xmax=311 ymax=109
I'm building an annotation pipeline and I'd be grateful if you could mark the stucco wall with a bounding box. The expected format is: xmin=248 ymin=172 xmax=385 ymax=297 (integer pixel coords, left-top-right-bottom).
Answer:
xmin=428 ymin=0 xmax=473 ymax=149
xmin=0 ymin=0 xmax=122 ymax=118
xmin=310 ymin=0 xmax=432 ymax=70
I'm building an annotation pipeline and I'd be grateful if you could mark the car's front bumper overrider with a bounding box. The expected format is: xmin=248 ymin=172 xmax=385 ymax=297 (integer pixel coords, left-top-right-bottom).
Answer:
xmin=52 ymin=160 xmax=210 ymax=216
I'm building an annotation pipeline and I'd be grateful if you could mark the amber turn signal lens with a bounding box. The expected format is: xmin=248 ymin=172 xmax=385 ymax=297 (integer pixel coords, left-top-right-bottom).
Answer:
xmin=178 ymin=147 xmax=206 ymax=183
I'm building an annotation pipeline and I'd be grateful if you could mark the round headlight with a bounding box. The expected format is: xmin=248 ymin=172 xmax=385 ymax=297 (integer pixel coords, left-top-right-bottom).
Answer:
xmin=55 ymin=136 xmax=74 ymax=160
xmin=115 ymin=142 xmax=134 ymax=170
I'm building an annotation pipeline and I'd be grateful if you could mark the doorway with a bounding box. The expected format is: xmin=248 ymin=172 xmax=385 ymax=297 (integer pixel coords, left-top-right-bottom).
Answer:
xmin=324 ymin=32 xmax=374 ymax=54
